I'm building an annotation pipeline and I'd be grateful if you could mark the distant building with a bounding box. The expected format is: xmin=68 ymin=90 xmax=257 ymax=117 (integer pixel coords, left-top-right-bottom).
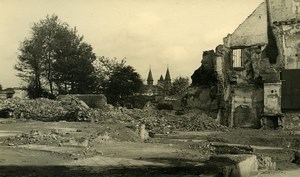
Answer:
xmin=143 ymin=67 xmax=172 ymax=100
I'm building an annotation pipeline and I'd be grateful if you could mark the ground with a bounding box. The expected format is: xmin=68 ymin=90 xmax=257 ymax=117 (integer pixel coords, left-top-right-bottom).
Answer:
xmin=0 ymin=118 xmax=299 ymax=177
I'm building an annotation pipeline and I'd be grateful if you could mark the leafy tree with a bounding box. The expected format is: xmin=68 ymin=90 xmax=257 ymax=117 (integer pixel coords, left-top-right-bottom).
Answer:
xmin=0 ymin=84 xmax=2 ymax=91
xmin=16 ymin=37 xmax=44 ymax=98
xmin=105 ymin=65 xmax=143 ymax=106
xmin=16 ymin=14 xmax=96 ymax=97
xmin=169 ymin=76 xmax=190 ymax=95
xmin=93 ymin=56 xmax=126 ymax=92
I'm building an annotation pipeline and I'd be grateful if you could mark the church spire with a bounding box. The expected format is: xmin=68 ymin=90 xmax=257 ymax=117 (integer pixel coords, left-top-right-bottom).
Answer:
xmin=147 ymin=67 xmax=154 ymax=86
xmin=165 ymin=66 xmax=171 ymax=82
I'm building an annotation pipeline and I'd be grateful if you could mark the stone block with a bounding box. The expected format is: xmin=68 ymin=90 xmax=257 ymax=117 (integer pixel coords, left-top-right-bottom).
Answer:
xmin=209 ymin=154 xmax=258 ymax=177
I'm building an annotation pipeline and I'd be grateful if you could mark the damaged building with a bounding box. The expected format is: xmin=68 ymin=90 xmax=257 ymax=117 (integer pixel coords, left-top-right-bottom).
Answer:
xmin=192 ymin=0 xmax=300 ymax=129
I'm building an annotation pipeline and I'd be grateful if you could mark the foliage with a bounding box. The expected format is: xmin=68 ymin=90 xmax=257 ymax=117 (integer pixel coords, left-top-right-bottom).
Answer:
xmin=105 ymin=65 xmax=143 ymax=106
xmin=169 ymin=76 xmax=190 ymax=95
xmin=0 ymin=84 xmax=2 ymax=91
xmin=93 ymin=56 xmax=126 ymax=92
xmin=15 ymin=14 xmax=96 ymax=97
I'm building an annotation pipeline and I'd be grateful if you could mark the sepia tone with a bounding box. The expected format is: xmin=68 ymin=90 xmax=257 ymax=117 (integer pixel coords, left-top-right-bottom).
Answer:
xmin=1 ymin=0 xmax=300 ymax=176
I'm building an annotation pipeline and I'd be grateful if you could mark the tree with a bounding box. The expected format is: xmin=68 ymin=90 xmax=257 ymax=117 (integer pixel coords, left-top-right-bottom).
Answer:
xmin=0 ymin=84 xmax=2 ymax=90
xmin=16 ymin=14 xmax=96 ymax=97
xmin=92 ymin=56 xmax=126 ymax=92
xmin=105 ymin=65 xmax=143 ymax=106
xmin=169 ymin=77 xmax=190 ymax=95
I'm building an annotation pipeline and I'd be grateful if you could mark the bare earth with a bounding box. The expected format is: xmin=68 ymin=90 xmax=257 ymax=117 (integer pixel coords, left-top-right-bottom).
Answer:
xmin=0 ymin=118 xmax=299 ymax=177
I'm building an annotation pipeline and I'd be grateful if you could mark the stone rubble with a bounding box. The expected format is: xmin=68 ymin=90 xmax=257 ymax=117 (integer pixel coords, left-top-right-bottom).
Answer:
xmin=0 ymin=97 xmax=227 ymax=134
xmin=0 ymin=96 xmax=89 ymax=121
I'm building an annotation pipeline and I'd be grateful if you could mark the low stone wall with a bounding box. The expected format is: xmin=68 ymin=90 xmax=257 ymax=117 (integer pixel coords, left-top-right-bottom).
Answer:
xmin=58 ymin=94 xmax=107 ymax=109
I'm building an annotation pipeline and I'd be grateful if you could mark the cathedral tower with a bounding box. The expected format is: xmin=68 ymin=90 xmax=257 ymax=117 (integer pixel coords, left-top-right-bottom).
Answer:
xmin=164 ymin=67 xmax=171 ymax=87
xmin=147 ymin=68 xmax=154 ymax=86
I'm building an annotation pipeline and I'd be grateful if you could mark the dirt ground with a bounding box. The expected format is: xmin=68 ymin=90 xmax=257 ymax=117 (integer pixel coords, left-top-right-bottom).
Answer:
xmin=0 ymin=118 xmax=299 ymax=177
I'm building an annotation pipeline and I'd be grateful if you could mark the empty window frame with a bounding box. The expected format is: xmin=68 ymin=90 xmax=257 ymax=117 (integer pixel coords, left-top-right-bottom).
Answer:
xmin=232 ymin=49 xmax=243 ymax=68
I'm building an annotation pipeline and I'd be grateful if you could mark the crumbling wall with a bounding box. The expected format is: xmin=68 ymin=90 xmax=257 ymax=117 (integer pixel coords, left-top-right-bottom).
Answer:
xmin=231 ymin=86 xmax=264 ymax=128
xmin=188 ymin=50 xmax=219 ymax=118
xmin=227 ymin=2 xmax=268 ymax=47
xmin=279 ymin=23 xmax=300 ymax=69
xmin=214 ymin=45 xmax=232 ymax=126
xmin=191 ymin=50 xmax=217 ymax=86
xmin=268 ymin=0 xmax=300 ymax=24
xmin=268 ymin=0 xmax=300 ymax=70
xmin=185 ymin=86 xmax=218 ymax=113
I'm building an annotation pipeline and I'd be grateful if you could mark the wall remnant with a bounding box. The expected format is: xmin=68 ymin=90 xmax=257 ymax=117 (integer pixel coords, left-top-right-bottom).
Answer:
xmin=192 ymin=0 xmax=300 ymax=129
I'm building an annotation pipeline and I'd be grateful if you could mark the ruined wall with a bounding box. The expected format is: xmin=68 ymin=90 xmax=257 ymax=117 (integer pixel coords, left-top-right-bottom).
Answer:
xmin=185 ymin=86 xmax=218 ymax=112
xmin=231 ymin=86 xmax=264 ymax=128
xmin=191 ymin=50 xmax=217 ymax=86
xmin=226 ymin=2 xmax=268 ymax=47
xmin=267 ymin=0 xmax=300 ymax=70
xmin=280 ymin=23 xmax=300 ymax=69
xmin=216 ymin=42 xmax=265 ymax=127
xmin=268 ymin=0 xmax=300 ymax=24
xmin=214 ymin=45 xmax=233 ymax=126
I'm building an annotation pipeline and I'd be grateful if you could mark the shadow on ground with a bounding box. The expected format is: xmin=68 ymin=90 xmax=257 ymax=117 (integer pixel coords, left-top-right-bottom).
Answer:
xmin=0 ymin=158 xmax=219 ymax=177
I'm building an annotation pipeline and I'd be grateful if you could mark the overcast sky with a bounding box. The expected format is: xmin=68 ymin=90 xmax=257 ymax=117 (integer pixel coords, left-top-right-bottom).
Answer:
xmin=0 ymin=0 xmax=263 ymax=88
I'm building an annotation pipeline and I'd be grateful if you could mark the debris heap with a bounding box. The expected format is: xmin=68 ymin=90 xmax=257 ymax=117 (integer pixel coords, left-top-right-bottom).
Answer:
xmin=0 ymin=97 xmax=226 ymax=134
xmin=0 ymin=96 xmax=89 ymax=121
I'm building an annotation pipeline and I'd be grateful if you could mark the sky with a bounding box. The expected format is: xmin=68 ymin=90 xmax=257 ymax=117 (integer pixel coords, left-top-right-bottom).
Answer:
xmin=0 ymin=0 xmax=263 ymax=88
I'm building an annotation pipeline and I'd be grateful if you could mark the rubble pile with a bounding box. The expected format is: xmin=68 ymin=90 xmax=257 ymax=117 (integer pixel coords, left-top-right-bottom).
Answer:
xmin=88 ymin=108 xmax=135 ymax=124
xmin=88 ymin=107 xmax=226 ymax=134
xmin=5 ymin=129 xmax=70 ymax=146
xmin=140 ymin=116 xmax=171 ymax=134
xmin=0 ymin=96 xmax=89 ymax=121
xmin=0 ymin=97 xmax=226 ymax=134
xmin=174 ymin=113 xmax=227 ymax=131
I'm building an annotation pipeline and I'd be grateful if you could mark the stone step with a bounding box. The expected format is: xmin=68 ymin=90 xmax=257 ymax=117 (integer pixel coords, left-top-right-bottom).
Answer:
xmin=210 ymin=142 xmax=296 ymax=169
xmin=153 ymin=131 xmax=220 ymax=139
xmin=151 ymin=137 xmax=206 ymax=144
